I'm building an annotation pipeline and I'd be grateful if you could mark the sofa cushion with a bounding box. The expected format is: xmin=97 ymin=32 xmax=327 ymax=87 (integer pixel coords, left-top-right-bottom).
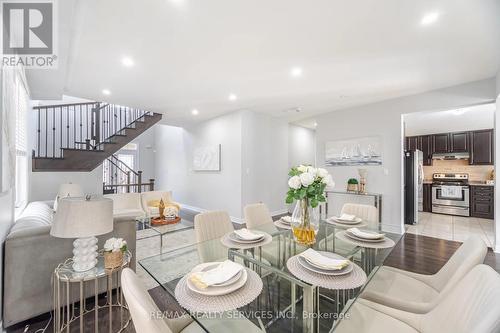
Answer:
xmin=11 ymin=202 xmax=54 ymax=234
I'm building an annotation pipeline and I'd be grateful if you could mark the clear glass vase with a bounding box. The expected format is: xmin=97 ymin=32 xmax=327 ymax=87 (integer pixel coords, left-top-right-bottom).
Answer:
xmin=291 ymin=198 xmax=319 ymax=246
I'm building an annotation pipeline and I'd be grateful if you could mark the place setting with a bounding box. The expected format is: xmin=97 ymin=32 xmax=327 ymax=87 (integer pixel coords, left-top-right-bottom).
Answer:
xmin=286 ymin=248 xmax=367 ymax=290
xmin=274 ymin=215 xmax=293 ymax=229
xmin=221 ymin=228 xmax=272 ymax=249
xmin=325 ymin=213 xmax=367 ymax=228
xmin=336 ymin=227 xmax=395 ymax=249
xmin=174 ymin=259 xmax=263 ymax=313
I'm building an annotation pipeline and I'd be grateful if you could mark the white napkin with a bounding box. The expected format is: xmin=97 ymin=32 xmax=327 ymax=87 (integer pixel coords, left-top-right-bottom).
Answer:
xmin=189 ymin=260 xmax=243 ymax=289
xmin=347 ymin=227 xmax=384 ymax=240
xmin=338 ymin=213 xmax=357 ymax=221
xmin=281 ymin=216 xmax=292 ymax=224
xmin=299 ymin=249 xmax=350 ymax=270
xmin=234 ymin=228 xmax=263 ymax=241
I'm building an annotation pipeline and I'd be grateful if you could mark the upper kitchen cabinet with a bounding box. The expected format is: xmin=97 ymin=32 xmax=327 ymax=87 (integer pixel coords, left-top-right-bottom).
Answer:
xmin=450 ymin=132 xmax=468 ymax=152
xmin=470 ymin=129 xmax=494 ymax=165
xmin=418 ymin=135 xmax=432 ymax=166
xmin=432 ymin=133 xmax=450 ymax=153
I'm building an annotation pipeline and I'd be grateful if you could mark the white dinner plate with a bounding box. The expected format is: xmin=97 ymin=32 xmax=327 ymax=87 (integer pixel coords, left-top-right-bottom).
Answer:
xmin=228 ymin=232 xmax=265 ymax=243
xmin=345 ymin=231 xmax=385 ymax=243
xmin=298 ymin=252 xmax=353 ymax=276
xmin=330 ymin=216 xmax=363 ymax=224
xmin=187 ymin=262 xmax=248 ymax=296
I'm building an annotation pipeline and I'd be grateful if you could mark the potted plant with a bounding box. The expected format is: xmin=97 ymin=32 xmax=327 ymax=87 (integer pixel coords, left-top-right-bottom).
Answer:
xmin=103 ymin=238 xmax=127 ymax=269
xmin=286 ymin=165 xmax=335 ymax=245
xmin=347 ymin=178 xmax=359 ymax=192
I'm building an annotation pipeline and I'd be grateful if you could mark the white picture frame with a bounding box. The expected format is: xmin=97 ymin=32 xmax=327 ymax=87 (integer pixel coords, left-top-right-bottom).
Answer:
xmin=325 ymin=136 xmax=382 ymax=166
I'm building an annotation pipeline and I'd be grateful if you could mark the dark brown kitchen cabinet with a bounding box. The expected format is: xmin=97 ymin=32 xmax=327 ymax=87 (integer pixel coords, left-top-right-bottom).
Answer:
xmin=406 ymin=136 xmax=418 ymax=151
xmin=470 ymin=185 xmax=494 ymax=219
xmin=432 ymin=133 xmax=450 ymax=153
xmin=450 ymin=132 xmax=468 ymax=152
xmin=418 ymin=135 xmax=432 ymax=166
xmin=423 ymin=183 xmax=432 ymax=212
xmin=470 ymin=129 xmax=494 ymax=165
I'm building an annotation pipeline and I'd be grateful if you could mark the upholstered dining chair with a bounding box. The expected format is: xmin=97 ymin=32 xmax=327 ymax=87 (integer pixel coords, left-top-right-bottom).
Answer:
xmin=360 ymin=235 xmax=487 ymax=313
xmin=334 ymin=264 xmax=500 ymax=333
xmin=194 ymin=210 xmax=235 ymax=262
xmin=318 ymin=203 xmax=379 ymax=255
xmin=121 ymin=268 xmax=263 ymax=333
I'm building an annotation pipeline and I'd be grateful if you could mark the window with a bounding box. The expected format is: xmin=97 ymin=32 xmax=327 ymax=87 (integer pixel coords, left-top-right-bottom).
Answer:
xmin=14 ymin=72 xmax=29 ymax=209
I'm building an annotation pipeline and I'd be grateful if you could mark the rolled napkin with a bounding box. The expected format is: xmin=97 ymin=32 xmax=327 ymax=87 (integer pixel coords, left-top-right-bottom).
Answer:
xmin=233 ymin=228 xmax=263 ymax=241
xmin=338 ymin=213 xmax=357 ymax=221
xmin=347 ymin=227 xmax=384 ymax=240
xmin=281 ymin=216 xmax=292 ymax=224
xmin=189 ymin=260 xmax=243 ymax=289
xmin=299 ymin=248 xmax=350 ymax=270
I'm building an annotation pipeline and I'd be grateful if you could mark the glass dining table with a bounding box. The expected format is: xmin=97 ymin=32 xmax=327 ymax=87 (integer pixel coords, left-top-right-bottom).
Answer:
xmin=139 ymin=219 xmax=405 ymax=333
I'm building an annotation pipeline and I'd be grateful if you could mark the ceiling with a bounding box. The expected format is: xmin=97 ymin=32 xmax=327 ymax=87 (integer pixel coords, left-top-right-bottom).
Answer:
xmin=404 ymin=103 xmax=495 ymax=136
xmin=26 ymin=0 xmax=500 ymax=127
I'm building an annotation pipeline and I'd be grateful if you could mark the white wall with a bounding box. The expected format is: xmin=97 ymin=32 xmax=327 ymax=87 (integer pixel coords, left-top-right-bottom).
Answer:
xmin=155 ymin=111 xmax=243 ymax=219
xmin=313 ymin=78 xmax=496 ymax=233
xmin=241 ymin=111 xmax=289 ymax=216
xmin=29 ymin=166 xmax=104 ymax=201
xmin=288 ymin=124 xmax=316 ymax=167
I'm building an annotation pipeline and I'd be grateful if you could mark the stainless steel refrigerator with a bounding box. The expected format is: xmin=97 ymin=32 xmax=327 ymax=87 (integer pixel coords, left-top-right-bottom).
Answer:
xmin=404 ymin=150 xmax=423 ymax=225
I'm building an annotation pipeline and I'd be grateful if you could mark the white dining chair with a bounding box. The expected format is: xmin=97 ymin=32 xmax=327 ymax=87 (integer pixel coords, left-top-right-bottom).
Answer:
xmin=360 ymin=235 xmax=487 ymax=313
xmin=194 ymin=210 xmax=235 ymax=262
xmin=244 ymin=203 xmax=273 ymax=228
xmin=318 ymin=203 xmax=379 ymax=255
xmin=121 ymin=268 xmax=263 ymax=333
xmin=334 ymin=264 xmax=500 ymax=333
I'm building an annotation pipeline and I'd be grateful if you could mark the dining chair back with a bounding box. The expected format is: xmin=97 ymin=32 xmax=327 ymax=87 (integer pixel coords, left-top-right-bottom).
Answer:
xmin=341 ymin=203 xmax=378 ymax=228
xmin=423 ymin=264 xmax=500 ymax=333
xmin=194 ymin=211 xmax=235 ymax=262
xmin=121 ymin=268 xmax=174 ymax=333
xmin=244 ymin=203 xmax=273 ymax=228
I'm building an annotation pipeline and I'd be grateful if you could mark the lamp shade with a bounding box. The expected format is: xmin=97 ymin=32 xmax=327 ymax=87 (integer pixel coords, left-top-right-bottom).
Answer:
xmin=57 ymin=183 xmax=84 ymax=198
xmin=51 ymin=197 xmax=113 ymax=238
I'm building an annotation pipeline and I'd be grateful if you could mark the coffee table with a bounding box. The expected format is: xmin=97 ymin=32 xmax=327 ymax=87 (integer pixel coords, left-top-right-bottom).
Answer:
xmin=136 ymin=216 xmax=194 ymax=254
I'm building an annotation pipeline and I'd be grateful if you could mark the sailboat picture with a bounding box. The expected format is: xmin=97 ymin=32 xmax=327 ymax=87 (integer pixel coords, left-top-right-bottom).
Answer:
xmin=325 ymin=136 xmax=382 ymax=166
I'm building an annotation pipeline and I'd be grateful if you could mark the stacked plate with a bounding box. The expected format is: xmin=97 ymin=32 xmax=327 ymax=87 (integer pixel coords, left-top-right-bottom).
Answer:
xmin=328 ymin=215 xmax=363 ymax=226
xmin=280 ymin=216 xmax=292 ymax=226
xmin=298 ymin=250 xmax=353 ymax=276
xmin=187 ymin=261 xmax=247 ymax=296
xmin=345 ymin=228 xmax=385 ymax=243
xmin=228 ymin=228 xmax=266 ymax=244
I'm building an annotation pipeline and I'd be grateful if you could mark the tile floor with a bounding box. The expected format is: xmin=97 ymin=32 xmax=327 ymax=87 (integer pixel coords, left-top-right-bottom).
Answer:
xmin=406 ymin=212 xmax=495 ymax=247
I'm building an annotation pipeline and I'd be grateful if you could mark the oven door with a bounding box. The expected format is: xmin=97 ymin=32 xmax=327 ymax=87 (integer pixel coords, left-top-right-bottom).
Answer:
xmin=432 ymin=185 xmax=469 ymax=207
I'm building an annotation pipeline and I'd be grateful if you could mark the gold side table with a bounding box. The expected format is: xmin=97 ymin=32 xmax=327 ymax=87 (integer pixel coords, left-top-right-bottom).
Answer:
xmin=53 ymin=250 xmax=132 ymax=333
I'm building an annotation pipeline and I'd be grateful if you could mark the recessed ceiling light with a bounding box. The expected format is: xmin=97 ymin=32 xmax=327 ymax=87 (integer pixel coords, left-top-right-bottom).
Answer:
xmin=121 ymin=56 xmax=134 ymax=67
xmin=313 ymin=122 xmax=318 ymax=127
xmin=191 ymin=109 xmax=199 ymax=115
xmin=421 ymin=12 xmax=440 ymax=26
xmin=102 ymin=89 xmax=111 ymax=95
xmin=290 ymin=67 xmax=303 ymax=77
xmin=228 ymin=94 xmax=237 ymax=101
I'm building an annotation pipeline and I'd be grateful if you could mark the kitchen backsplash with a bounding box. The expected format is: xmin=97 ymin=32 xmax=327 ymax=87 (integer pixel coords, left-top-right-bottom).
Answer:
xmin=423 ymin=160 xmax=494 ymax=181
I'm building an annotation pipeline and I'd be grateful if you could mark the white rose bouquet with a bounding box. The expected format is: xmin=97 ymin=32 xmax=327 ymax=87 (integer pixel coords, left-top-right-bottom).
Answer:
xmin=104 ymin=237 xmax=127 ymax=253
xmin=286 ymin=165 xmax=335 ymax=208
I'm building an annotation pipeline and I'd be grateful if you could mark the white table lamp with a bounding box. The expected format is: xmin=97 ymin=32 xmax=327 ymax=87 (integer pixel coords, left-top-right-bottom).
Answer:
xmin=51 ymin=196 xmax=113 ymax=272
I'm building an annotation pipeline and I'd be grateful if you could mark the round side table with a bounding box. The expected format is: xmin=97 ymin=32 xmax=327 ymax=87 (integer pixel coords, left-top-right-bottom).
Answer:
xmin=53 ymin=250 xmax=132 ymax=333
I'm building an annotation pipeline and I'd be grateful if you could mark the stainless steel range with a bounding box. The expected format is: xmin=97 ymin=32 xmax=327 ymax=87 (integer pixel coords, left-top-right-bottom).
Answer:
xmin=432 ymin=173 xmax=470 ymax=216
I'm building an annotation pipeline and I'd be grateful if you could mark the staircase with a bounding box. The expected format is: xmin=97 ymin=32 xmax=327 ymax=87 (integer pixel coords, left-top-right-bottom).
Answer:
xmin=102 ymin=154 xmax=155 ymax=194
xmin=32 ymin=101 xmax=162 ymax=172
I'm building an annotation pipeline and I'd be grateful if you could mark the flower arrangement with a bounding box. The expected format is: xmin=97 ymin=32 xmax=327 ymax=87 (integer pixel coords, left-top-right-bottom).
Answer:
xmin=286 ymin=165 xmax=334 ymax=207
xmin=103 ymin=238 xmax=127 ymax=269
xmin=286 ymin=165 xmax=334 ymax=245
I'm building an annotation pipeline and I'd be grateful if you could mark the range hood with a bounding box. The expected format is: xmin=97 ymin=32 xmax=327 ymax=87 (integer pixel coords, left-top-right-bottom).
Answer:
xmin=432 ymin=152 xmax=470 ymax=160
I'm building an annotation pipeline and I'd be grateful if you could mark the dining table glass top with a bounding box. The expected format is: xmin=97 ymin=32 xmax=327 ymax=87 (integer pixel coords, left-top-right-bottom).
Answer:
xmin=139 ymin=218 xmax=406 ymax=333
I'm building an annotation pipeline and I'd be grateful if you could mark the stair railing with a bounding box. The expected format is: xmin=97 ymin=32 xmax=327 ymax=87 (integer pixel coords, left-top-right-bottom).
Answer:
xmin=102 ymin=154 xmax=154 ymax=194
xmin=33 ymin=102 xmax=153 ymax=159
